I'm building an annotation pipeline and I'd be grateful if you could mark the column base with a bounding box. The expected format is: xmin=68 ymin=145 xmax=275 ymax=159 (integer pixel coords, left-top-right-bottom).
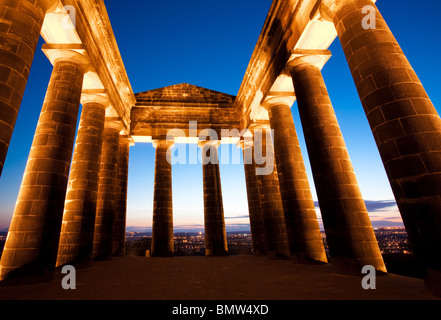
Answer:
xmin=61 ymin=259 xmax=93 ymax=270
xmin=57 ymin=257 xmax=93 ymax=269
xmin=266 ymin=250 xmax=290 ymax=260
xmin=330 ymin=257 xmax=388 ymax=276
xmin=151 ymin=251 xmax=174 ymax=258
xmin=0 ymin=263 xmax=54 ymax=285
xmin=252 ymin=249 xmax=266 ymax=257
xmin=205 ymin=249 xmax=229 ymax=257
xmin=112 ymin=249 xmax=125 ymax=257
xmin=424 ymin=269 xmax=441 ymax=298
xmin=93 ymin=254 xmax=113 ymax=262
xmin=151 ymin=255 xmax=174 ymax=258
xmin=290 ymin=253 xmax=328 ymax=265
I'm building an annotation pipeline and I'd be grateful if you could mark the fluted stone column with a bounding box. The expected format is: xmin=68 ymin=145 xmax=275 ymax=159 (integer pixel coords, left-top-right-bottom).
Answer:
xmin=252 ymin=124 xmax=290 ymax=259
xmin=240 ymin=140 xmax=266 ymax=256
xmin=321 ymin=0 xmax=441 ymax=292
xmin=92 ymin=121 xmax=122 ymax=261
xmin=151 ymin=140 xmax=174 ymax=257
xmin=56 ymin=93 xmax=108 ymax=268
xmin=0 ymin=0 xmax=57 ymax=177
xmin=112 ymin=136 xmax=131 ymax=257
xmin=263 ymin=97 xmax=328 ymax=264
xmin=200 ymin=141 xmax=228 ymax=256
xmin=288 ymin=54 xmax=386 ymax=274
xmin=0 ymin=51 xmax=88 ymax=281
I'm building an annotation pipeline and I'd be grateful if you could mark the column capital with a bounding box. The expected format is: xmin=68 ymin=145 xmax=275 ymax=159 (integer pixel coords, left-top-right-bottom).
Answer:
xmin=237 ymin=139 xmax=253 ymax=150
xmin=236 ymin=130 xmax=254 ymax=149
xmin=80 ymin=92 xmax=110 ymax=107
xmin=248 ymin=121 xmax=271 ymax=133
xmin=285 ymin=49 xmax=332 ymax=73
xmin=198 ymin=140 xmax=221 ymax=149
xmin=152 ymin=139 xmax=174 ymax=149
xmin=261 ymin=95 xmax=295 ymax=111
xmin=42 ymin=44 xmax=91 ymax=72
xmin=120 ymin=135 xmax=135 ymax=147
xmin=104 ymin=119 xmax=125 ymax=132
xmin=320 ymin=0 xmax=376 ymax=21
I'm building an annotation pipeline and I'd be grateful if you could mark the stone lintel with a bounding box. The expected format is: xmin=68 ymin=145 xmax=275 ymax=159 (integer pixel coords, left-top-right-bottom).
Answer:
xmin=42 ymin=1 xmax=82 ymax=40
xmin=173 ymin=136 xmax=200 ymax=144
xmin=133 ymin=135 xmax=248 ymax=148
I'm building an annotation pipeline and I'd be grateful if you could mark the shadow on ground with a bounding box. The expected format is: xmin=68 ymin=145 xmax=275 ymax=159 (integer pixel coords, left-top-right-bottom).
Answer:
xmin=0 ymin=256 xmax=438 ymax=300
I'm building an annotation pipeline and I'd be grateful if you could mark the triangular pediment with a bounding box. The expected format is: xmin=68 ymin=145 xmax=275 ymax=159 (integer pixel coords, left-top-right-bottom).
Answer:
xmin=135 ymin=83 xmax=236 ymax=107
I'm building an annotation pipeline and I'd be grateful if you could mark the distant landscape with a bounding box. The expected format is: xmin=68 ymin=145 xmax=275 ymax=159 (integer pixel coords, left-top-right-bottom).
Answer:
xmin=0 ymin=227 xmax=425 ymax=279
xmin=123 ymin=227 xmax=425 ymax=279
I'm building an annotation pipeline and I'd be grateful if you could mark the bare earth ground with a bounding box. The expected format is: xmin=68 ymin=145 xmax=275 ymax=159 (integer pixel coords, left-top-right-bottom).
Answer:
xmin=0 ymin=255 xmax=438 ymax=301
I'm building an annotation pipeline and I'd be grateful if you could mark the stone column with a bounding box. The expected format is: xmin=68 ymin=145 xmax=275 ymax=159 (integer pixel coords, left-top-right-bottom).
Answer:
xmin=56 ymin=93 xmax=109 ymax=268
xmin=200 ymin=141 xmax=228 ymax=256
xmin=251 ymin=124 xmax=290 ymax=259
xmin=240 ymin=140 xmax=266 ymax=256
xmin=112 ymin=136 xmax=131 ymax=257
xmin=288 ymin=53 xmax=386 ymax=273
xmin=321 ymin=0 xmax=441 ymax=292
xmin=263 ymin=97 xmax=328 ymax=264
xmin=151 ymin=140 xmax=174 ymax=257
xmin=0 ymin=0 xmax=57 ymax=177
xmin=92 ymin=121 xmax=122 ymax=261
xmin=0 ymin=50 xmax=89 ymax=281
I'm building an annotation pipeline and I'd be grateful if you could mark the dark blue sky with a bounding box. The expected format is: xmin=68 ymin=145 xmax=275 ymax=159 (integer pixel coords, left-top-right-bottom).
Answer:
xmin=0 ymin=0 xmax=440 ymax=231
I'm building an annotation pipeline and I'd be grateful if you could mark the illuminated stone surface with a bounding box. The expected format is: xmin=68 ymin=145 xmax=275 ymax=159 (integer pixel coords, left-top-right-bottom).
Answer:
xmin=0 ymin=57 xmax=86 ymax=281
xmin=56 ymin=94 xmax=108 ymax=268
xmin=289 ymin=60 xmax=385 ymax=273
xmin=92 ymin=123 xmax=121 ymax=261
xmin=321 ymin=0 xmax=441 ymax=294
xmin=132 ymin=83 xmax=239 ymax=141
xmin=0 ymin=0 xmax=440 ymax=297
xmin=264 ymin=97 xmax=327 ymax=265
xmin=151 ymin=140 xmax=174 ymax=257
xmin=252 ymin=125 xmax=290 ymax=259
xmin=0 ymin=0 xmax=57 ymax=177
xmin=200 ymin=142 xmax=228 ymax=257
xmin=241 ymin=143 xmax=266 ymax=256
xmin=112 ymin=136 xmax=131 ymax=257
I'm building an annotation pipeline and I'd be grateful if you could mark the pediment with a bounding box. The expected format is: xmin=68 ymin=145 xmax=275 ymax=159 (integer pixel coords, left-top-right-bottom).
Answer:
xmin=135 ymin=83 xmax=236 ymax=107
